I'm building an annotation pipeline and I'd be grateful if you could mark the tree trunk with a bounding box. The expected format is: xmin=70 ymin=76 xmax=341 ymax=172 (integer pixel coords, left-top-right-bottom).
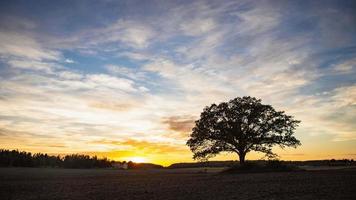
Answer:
xmin=239 ymin=153 xmax=246 ymax=165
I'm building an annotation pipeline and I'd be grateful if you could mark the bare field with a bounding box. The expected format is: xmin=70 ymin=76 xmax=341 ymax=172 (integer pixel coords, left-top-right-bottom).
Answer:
xmin=1 ymin=167 xmax=355 ymax=200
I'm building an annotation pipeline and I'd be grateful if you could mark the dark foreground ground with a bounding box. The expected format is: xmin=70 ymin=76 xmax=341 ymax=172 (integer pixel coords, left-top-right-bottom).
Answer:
xmin=1 ymin=167 xmax=355 ymax=200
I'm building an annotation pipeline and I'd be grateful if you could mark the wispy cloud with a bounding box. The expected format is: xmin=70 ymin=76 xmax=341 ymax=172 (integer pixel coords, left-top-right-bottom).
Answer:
xmin=0 ymin=31 xmax=61 ymax=61
xmin=105 ymin=64 xmax=147 ymax=81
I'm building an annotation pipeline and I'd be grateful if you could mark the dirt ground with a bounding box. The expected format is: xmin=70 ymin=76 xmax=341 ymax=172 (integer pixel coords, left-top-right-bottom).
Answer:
xmin=0 ymin=167 xmax=355 ymax=200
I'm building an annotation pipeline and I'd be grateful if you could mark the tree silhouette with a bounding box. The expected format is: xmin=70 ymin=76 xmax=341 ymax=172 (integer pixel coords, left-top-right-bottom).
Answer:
xmin=187 ymin=96 xmax=301 ymax=165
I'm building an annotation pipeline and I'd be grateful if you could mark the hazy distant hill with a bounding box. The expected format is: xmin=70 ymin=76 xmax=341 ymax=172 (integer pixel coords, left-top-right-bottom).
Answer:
xmin=128 ymin=162 xmax=164 ymax=169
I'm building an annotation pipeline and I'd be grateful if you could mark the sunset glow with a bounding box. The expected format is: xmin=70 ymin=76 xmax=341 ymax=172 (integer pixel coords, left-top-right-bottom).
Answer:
xmin=128 ymin=157 xmax=148 ymax=163
xmin=0 ymin=0 xmax=355 ymax=166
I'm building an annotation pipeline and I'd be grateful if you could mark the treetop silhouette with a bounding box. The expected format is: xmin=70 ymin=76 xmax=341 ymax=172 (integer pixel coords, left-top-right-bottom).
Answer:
xmin=187 ymin=96 xmax=301 ymax=165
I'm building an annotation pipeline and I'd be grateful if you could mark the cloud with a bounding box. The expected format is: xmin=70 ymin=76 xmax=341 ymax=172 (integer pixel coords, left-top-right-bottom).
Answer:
xmin=56 ymin=19 xmax=157 ymax=50
xmin=6 ymin=59 xmax=59 ymax=73
xmin=89 ymin=101 xmax=135 ymax=112
xmin=57 ymin=71 xmax=83 ymax=80
xmin=143 ymin=58 xmax=234 ymax=100
xmin=232 ymin=3 xmax=281 ymax=35
xmin=116 ymin=51 xmax=151 ymax=61
xmin=111 ymin=20 xmax=156 ymax=49
xmin=333 ymin=58 xmax=355 ymax=74
xmin=287 ymin=85 xmax=356 ymax=141
xmin=143 ymin=59 xmax=178 ymax=78
xmin=180 ymin=18 xmax=216 ymax=36
xmin=162 ymin=115 xmax=196 ymax=133
xmin=330 ymin=85 xmax=356 ymax=107
xmin=105 ymin=64 xmax=147 ymax=80
xmin=0 ymin=68 xmax=150 ymax=142
xmin=64 ymin=58 xmax=75 ymax=63
xmin=0 ymin=31 xmax=61 ymax=61
xmin=85 ymin=74 xmax=137 ymax=92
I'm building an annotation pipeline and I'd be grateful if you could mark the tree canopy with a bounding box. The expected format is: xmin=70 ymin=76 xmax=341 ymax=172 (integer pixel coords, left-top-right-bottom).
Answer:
xmin=187 ymin=96 xmax=301 ymax=164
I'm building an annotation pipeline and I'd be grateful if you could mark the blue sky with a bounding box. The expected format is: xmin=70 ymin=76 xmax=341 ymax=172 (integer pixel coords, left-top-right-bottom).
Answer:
xmin=0 ymin=0 xmax=355 ymax=165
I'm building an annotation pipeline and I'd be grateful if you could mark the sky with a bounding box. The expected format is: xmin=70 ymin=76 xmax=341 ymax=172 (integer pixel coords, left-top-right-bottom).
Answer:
xmin=0 ymin=0 xmax=355 ymax=166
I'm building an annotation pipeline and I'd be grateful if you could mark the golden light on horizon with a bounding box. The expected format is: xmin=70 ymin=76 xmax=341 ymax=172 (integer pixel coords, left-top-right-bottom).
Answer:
xmin=127 ymin=156 xmax=148 ymax=163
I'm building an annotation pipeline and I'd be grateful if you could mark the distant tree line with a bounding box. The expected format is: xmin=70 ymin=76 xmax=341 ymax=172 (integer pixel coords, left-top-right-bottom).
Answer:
xmin=0 ymin=149 xmax=117 ymax=168
xmin=285 ymin=159 xmax=355 ymax=167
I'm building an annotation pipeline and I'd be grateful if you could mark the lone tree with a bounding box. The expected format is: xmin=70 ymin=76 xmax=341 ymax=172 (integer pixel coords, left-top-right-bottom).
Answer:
xmin=187 ymin=96 xmax=301 ymax=165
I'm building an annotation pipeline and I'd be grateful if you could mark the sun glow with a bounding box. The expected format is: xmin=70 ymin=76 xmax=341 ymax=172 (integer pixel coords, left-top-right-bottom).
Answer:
xmin=129 ymin=156 xmax=147 ymax=163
